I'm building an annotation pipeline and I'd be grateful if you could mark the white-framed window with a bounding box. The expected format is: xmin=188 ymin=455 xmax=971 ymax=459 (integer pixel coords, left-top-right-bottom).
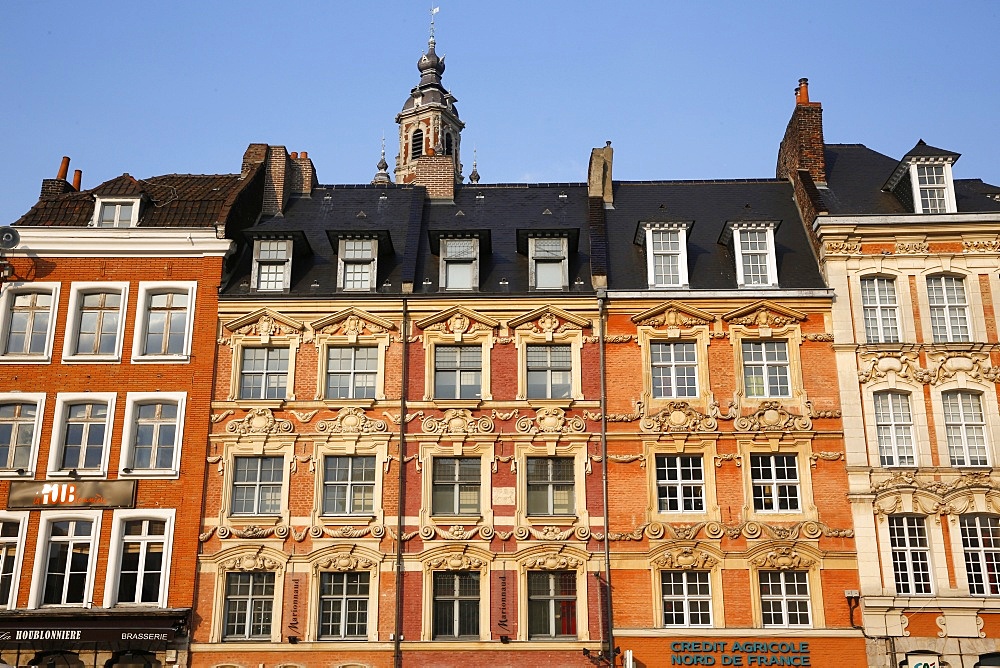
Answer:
xmin=119 ymin=392 xmax=185 ymax=477
xmin=432 ymin=457 xmax=480 ymax=516
xmin=651 ymin=341 xmax=698 ymax=398
xmin=526 ymin=457 xmax=575 ymax=516
xmin=643 ymin=223 xmax=690 ymax=288
xmin=529 ymin=237 xmax=568 ymax=290
xmin=48 ymin=393 xmax=116 ymax=478
xmin=239 ymin=347 xmax=289 ymax=400
xmin=29 ymin=511 xmax=102 ymax=608
xmin=526 ymin=345 xmax=572 ymax=399
xmin=432 ymin=571 xmax=480 ymax=639
xmin=62 ymin=283 xmax=128 ymax=362
xmin=223 ymin=571 xmax=275 ymax=640
xmin=318 ymin=571 xmax=370 ymax=639
xmin=93 ymin=200 xmax=139 ymax=228
xmin=908 ymin=163 xmax=958 ymax=214
xmin=0 ymin=512 xmax=28 ymax=609
xmin=434 ymin=345 xmax=482 ymax=399
xmin=322 ymin=456 xmax=375 ymax=516
xmin=655 ymin=455 xmax=705 ymax=513
xmin=0 ymin=283 xmax=59 ymax=361
xmin=943 ymin=391 xmax=989 ymax=466
xmin=103 ymin=509 xmax=174 ymax=607
xmin=0 ymin=393 xmax=45 ymax=477
xmin=527 ymin=571 xmax=577 ymax=639
xmin=750 ymin=454 xmax=799 ymax=513
xmin=759 ymin=571 xmax=810 ymax=628
xmin=874 ymin=392 xmax=916 ymax=467
xmin=741 ymin=341 xmax=790 ymax=398
xmin=927 ymin=275 xmax=970 ymax=343
xmin=337 ymin=238 xmax=377 ymax=292
xmin=326 ymin=347 xmax=377 ymax=399
xmin=252 ymin=239 xmax=293 ymax=292
xmin=440 ymin=238 xmax=479 ymax=291
xmin=888 ymin=515 xmax=932 ymax=595
xmin=231 ymin=456 xmax=283 ymax=516
xmin=729 ymin=222 xmax=778 ymax=288
xmin=661 ymin=571 xmax=712 ymax=627
xmin=960 ymin=515 xmax=1000 ymax=596
xmin=131 ymin=282 xmax=196 ymax=361
xmin=861 ymin=277 xmax=900 ymax=343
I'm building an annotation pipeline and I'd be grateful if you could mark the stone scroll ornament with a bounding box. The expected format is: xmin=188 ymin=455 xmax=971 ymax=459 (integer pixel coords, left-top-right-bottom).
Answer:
xmin=226 ymin=407 xmax=294 ymax=436
xmin=515 ymin=406 xmax=585 ymax=434
xmin=421 ymin=408 xmax=495 ymax=434
xmin=734 ymin=401 xmax=812 ymax=432
xmin=316 ymin=406 xmax=387 ymax=434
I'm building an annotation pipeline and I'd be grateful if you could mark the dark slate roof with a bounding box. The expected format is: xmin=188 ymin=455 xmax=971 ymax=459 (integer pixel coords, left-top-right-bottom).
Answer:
xmin=823 ymin=144 xmax=1000 ymax=215
xmin=15 ymin=173 xmax=257 ymax=228
xmin=606 ymin=180 xmax=826 ymax=291
xmin=903 ymin=139 xmax=961 ymax=160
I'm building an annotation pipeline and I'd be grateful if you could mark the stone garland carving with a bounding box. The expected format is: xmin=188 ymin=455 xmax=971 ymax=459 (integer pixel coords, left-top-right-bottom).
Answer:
xmin=871 ymin=471 xmax=999 ymax=496
xmin=427 ymin=554 xmax=488 ymax=572
xmin=315 ymin=554 xmax=376 ymax=572
xmin=809 ymin=451 xmax=844 ymax=467
xmin=804 ymin=400 xmax=842 ymax=419
xmin=514 ymin=525 xmax=591 ymax=541
xmin=211 ymin=410 xmax=234 ymax=424
xmin=859 ymin=351 xmax=1000 ymax=386
xmin=420 ymin=524 xmax=496 ymax=541
xmin=708 ymin=392 xmax=740 ymax=420
xmin=583 ymin=335 xmax=638 ymax=344
xmin=516 ymin=312 xmax=578 ymax=336
xmin=727 ymin=308 xmax=800 ymax=328
xmin=895 ymin=241 xmax=929 ymax=254
xmin=315 ymin=314 xmax=388 ymax=338
xmin=220 ymin=554 xmax=283 ymax=573
xmin=496 ymin=337 xmax=514 ymax=345
xmin=316 ymin=407 xmax=387 ymax=434
xmin=290 ymin=454 xmax=314 ymax=473
xmin=583 ymin=401 xmax=643 ymax=423
xmin=383 ymin=454 xmax=418 ymax=473
xmin=752 ymin=547 xmax=815 ymax=570
xmin=635 ymin=308 xmax=713 ymax=329
xmin=492 ymin=455 xmax=515 ymax=473
xmin=714 ymin=453 xmax=742 ymax=467
xmin=422 ymin=408 xmax=495 ymax=434
xmin=424 ymin=313 xmax=492 ymax=336
xmin=652 ymin=548 xmax=718 ymax=571
xmin=734 ymin=401 xmax=812 ymax=432
xmin=822 ymin=241 xmax=862 ymax=255
xmin=641 ymin=402 xmax=718 ymax=433
xmin=802 ymin=333 xmax=834 ymax=342
xmin=290 ymin=409 xmax=318 ymax=423
xmin=386 ymin=528 xmax=421 ymax=542
xmin=226 ymin=408 xmax=294 ymax=436
xmin=234 ymin=314 xmax=298 ymax=338
xmin=660 ymin=520 xmax=851 ymax=541
xmin=963 ymin=240 xmax=1000 ymax=253
xmin=382 ymin=410 xmax=424 ymax=425
xmin=590 ymin=454 xmax=646 ymax=468
xmin=515 ymin=407 xmax=585 ymax=434
xmin=708 ymin=332 xmax=730 ymax=339
xmin=525 ymin=554 xmax=585 ymax=571
xmin=492 ymin=409 xmax=519 ymax=421
xmin=206 ymin=455 xmax=224 ymax=474
xmin=201 ymin=524 xmax=387 ymax=543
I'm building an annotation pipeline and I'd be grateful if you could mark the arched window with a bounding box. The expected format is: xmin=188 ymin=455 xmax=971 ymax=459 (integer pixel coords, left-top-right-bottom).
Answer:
xmin=445 ymin=133 xmax=454 ymax=156
xmin=411 ymin=130 xmax=424 ymax=160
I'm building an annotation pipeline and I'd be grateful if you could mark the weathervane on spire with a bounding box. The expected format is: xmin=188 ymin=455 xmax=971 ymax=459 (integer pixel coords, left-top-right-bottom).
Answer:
xmin=429 ymin=6 xmax=440 ymax=47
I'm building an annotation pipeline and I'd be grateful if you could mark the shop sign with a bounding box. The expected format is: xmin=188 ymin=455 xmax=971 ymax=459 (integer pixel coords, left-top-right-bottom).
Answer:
xmin=669 ymin=641 xmax=811 ymax=666
xmin=907 ymin=656 xmax=940 ymax=668
xmin=0 ymin=628 xmax=174 ymax=643
xmin=6 ymin=480 xmax=136 ymax=510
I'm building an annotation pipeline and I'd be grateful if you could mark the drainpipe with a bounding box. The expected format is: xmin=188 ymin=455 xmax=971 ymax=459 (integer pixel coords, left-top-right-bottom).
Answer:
xmin=393 ymin=298 xmax=409 ymax=668
xmin=597 ymin=288 xmax=616 ymax=665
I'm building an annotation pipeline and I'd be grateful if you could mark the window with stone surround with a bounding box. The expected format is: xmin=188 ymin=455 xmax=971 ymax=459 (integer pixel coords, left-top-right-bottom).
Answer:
xmin=889 ymin=515 xmax=932 ymax=595
xmin=861 ymin=277 xmax=900 ymax=343
xmin=961 ymin=515 xmax=1000 ymax=596
xmin=661 ymin=571 xmax=712 ymax=627
xmin=0 ymin=284 xmax=59 ymax=361
xmin=758 ymin=571 xmax=810 ymax=628
xmin=318 ymin=571 xmax=370 ymax=639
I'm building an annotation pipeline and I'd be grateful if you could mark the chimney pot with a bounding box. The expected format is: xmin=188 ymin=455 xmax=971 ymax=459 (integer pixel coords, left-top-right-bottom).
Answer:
xmin=797 ymin=78 xmax=810 ymax=104
xmin=72 ymin=170 xmax=82 ymax=191
xmin=301 ymin=151 xmax=308 ymax=159
xmin=290 ymin=152 xmax=298 ymax=160
xmin=57 ymin=156 xmax=71 ymax=180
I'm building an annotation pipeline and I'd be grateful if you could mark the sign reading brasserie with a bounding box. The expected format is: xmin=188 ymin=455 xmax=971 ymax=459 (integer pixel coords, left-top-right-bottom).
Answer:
xmin=6 ymin=480 xmax=136 ymax=510
xmin=0 ymin=629 xmax=174 ymax=642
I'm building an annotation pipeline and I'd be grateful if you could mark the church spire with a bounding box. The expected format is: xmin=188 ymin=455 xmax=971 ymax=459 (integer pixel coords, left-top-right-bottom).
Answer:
xmin=372 ymin=134 xmax=391 ymax=184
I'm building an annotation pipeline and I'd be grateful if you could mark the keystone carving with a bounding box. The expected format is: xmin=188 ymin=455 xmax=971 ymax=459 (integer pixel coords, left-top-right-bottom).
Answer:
xmin=226 ymin=408 xmax=294 ymax=436
xmin=421 ymin=409 xmax=495 ymax=434
xmin=640 ymin=401 xmax=718 ymax=433
xmin=316 ymin=407 xmax=387 ymax=434
xmin=515 ymin=406 xmax=585 ymax=434
xmin=752 ymin=547 xmax=814 ymax=571
xmin=734 ymin=402 xmax=811 ymax=432
xmin=653 ymin=548 xmax=718 ymax=571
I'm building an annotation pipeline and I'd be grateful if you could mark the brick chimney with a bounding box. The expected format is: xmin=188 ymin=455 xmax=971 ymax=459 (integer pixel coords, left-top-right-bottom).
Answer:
xmin=414 ymin=153 xmax=455 ymax=202
xmin=776 ymin=78 xmax=826 ymax=185
xmin=40 ymin=156 xmax=77 ymax=198
xmin=289 ymin=151 xmax=318 ymax=196
xmin=262 ymin=146 xmax=291 ymax=216
xmin=588 ymin=142 xmax=614 ymax=208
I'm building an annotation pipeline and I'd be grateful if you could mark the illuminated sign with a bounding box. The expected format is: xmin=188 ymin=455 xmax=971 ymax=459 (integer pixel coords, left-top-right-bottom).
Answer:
xmin=6 ymin=480 xmax=136 ymax=509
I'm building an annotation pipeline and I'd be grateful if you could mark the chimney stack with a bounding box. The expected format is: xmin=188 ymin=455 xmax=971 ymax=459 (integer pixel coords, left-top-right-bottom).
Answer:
xmin=40 ymin=155 xmax=76 ymax=198
xmin=72 ymin=170 xmax=82 ymax=191
xmin=413 ymin=154 xmax=455 ymax=202
xmin=290 ymin=151 xmax=318 ymax=196
xmin=588 ymin=141 xmax=614 ymax=208
xmin=776 ymin=77 xmax=826 ymax=185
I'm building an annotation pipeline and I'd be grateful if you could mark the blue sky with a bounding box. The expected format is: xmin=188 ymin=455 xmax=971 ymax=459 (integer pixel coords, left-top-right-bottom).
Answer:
xmin=2 ymin=1 xmax=998 ymax=224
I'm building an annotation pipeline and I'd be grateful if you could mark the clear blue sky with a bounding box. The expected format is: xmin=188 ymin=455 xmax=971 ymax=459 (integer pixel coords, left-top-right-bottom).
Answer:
xmin=2 ymin=1 xmax=998 ymax=224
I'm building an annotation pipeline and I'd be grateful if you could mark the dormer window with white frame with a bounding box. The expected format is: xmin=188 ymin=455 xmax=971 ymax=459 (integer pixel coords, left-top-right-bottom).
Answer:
xmin=440 ymin=237 xmax=479 ymax=291
xmin=252 ymin=239 xmax=293 ymax=292
xmin=529 ymin=236 xmax=568 ymax=290
xmin=338 ymin=238 xmax=377 ymax=292
xmin=884 ymin=142 xmax=960 ymax=214
xmin=642 ymin=222 xmax=690 ymax=288
xmin=94 ymin=200 xmax=139 ymax=228
xmin=727 ymin=221 xmax=779 ymax=288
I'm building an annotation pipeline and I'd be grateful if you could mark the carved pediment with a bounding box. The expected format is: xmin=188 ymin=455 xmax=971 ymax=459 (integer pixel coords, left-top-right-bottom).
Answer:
xmin=316 ymin=407 xmax=387 ymax=435
xmin=640 ymin=402 xmax=718 ymax=433
xmin=422 ymin=409 xmax=495 ymax=435
xmin=523 ymin=553 xmax=584 ymax=571
xmin=723 ymin=301 xmax=807 ymax=327
xmin=314 ymin=553 xmax=376 ymax=572
xmin=734 ymin=402 xmax=811 ymax=432
xmin=415 ymin=306 xmax=499 ymax=335
xmin=310 ymin=308 xmax=396 ymax=338
xmin=653 ymin=548 xmax=718 ymax=571
xmin=631 ymin=301 xmax=716 ymax=328
xmin=224 ymin=309 xmax=304 ymax=337
xmin=515 ymin=407 xmax=586 ymax=434
xmin=752 ymin=547 xmax=814 ymax=571
xmin=509 ymin=305 xmax=591 ymax=333
xmin=220 ymin=553 xmax=283 ymax=572
xmin=227 ymin=408 xmax=294 ymax=436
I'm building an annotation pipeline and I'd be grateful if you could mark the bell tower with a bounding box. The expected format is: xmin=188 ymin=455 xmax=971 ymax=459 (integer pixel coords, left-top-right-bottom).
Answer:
xmin=395 ymin=13 xmax=464 ymax=185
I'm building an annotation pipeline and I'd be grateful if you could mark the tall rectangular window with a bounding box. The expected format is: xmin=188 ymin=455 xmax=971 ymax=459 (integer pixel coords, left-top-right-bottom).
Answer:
xmin=61 ymin=403 xmax=108 ymax=471
xmin=433 ymin=571 xmax=480 ymax=639
xmin=319 ymin=572 xmax=369 ymax=639
xmin=529 ymin=237 xmax=567 ymax=290
xmin=322 ymin=456 xmax=375 ymax=515
xmin=130 ymin=402 xmax=177 ymax=471
xmin=943 ymin=391 xmax=989 ymax=466
xmin=655 ymin=455 xmax=705 ymax=513
xmin=441 ymin=238 xmax=478 ymax=290
xmin=117 ymin=519 xmax=166 ymax=604
xmin=4 ymin=291 xmax=52 ymax=355
xmin=432 ymin=458 xmax=480 ymax=515
xmin=339 ymin=239 xmax=376 ymax=291
xmin=874 ymin=392 xmax=915 ymax=467
xmin=0 ymin=402 xmax=35 ymax=471
xmin=651 ymin=342 xmax=697 ymax=398
xmin=927 ymin=276 xmax=970 ymax=343
xmin=232 ymin=457 xmax=283 ymax=516
xmin=759 ymin=571 xmax=810 ymax=627
xmin=434 ymin=345 xmax=481 ymax=399
xmin=861 ymin=277 xmax=900 ymax=343
xmin=76 ymin=292 xmax=121 ymax=355
xmin=143 ymin=292 xmax=188 ymax=356
xmin=239 ymin=348 xmax=288 ymax=400
xmin=916 ymin=164 xmax=947 ymax=213
xmin=0 ymin=521 xmax=20 ymax=608
xmin=42 ymin=519 xmax=93 ymax=605
xmin=526 ymin=345 xmax=572 ymax=399
xmin=255 ymin=240 xmax=290 ymax=292
xmin=961 ymin=515 xmax=1000 ymax=596
xmin=742 ymin=341 xmax=790 ymax=398
xmin=526 ymin=457 xmax=574 ymax=515
xmin=651 ymin=229 xmax=681 ymax=286
xmin=751 ymin=454 xmax=799 ymax=512
xmin=527 ymin=571 xmax=576 ymax=639
xmin=661 ymin=571 xmax=712 ymax=626
xmin=889 ymin=516 xmax=932 ymax=595
xmin=326 ymin=347 xmax=377 ymax=399
xmin=224 ymin=572 xmax=274 ymax=640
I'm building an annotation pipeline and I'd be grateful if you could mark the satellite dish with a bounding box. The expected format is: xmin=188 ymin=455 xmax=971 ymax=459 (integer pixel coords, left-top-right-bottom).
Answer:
xmin=0 ymin=227 xmax=19 ymax=250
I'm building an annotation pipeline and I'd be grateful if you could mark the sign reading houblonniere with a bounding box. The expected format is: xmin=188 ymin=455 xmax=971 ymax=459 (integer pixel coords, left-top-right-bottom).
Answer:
xmin=6 ymin=480 xmax=136 ymax=509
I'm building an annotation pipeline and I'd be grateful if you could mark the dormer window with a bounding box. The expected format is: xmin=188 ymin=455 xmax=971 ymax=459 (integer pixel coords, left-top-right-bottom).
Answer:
xmin=641 ymin=222 xmax=691 ymax=288
xmin=884 ymin=141 xmax=960 ymax=214
xmin=252 ymin=239 xmax=292 ymax=292
xmin=529 ymin=237 xmax=568 ymax=290
xmin=94 ymin=200 xmax=138 ymax=228
xmin=338 ymin=238 xmax=377 ymax=292
xmin=727 ymin=221 xmax=779 ymax=288
xmin=440 ymin=238 xmax=478 ymax=291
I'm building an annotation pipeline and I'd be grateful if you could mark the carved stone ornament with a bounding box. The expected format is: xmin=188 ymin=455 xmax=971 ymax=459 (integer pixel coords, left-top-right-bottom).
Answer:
xmin=427 ymin=554 xmax=487 ymax=572
xmin=895 ymin=241 xmax=929 ymax=254
xmin=509 ymin=305 xmax=591 ymax=334
xmin=963 ymin=239 xmax=1000 ymax=253
xmin=315 ymin=553 xmax=376 ymax=572
xmin=857 ymin=352 xmax=928 ymax=384
xmin=653 ymin=548 xmax=718 ymax=571
xmin=654 ymin=520 xmax=850 ymax=541
xmin=822 ymin=241 xmax=862 ymax=255
xmin=640 ymin=401 xmax=718 ymax=433
xmin=313 ymin=311 xmax=391 ymax=338
xmin=421 ymin=409 xmax=495 ymax=435
xmin=220 ymin=553 xmax=283 ymax=572
xmin=226 ymin=408 xmax=294 ymax=436
xmin=524 ymin=554 xmax=584 ymax=571
xmin=516 ymin=406 xmax=585 ymax=434
xmin=422 ymin=311 xmax=495 ymax=337
xmin=751 ymin=547 xmax=814 ymax=571
xmin=723 ymin=301 xmax=807 ymax=328
xmin=871 ymin=471 xmax=1000 ymax=496
xmin=631 ymin=301 xmax=716 ymax=328
xmin=316 ymin=407 xmax=388 ymax=434
xmin=310 ymin=524 xmax=386 ymax=539
xmin=420 ymin=525 xmax=496 ymax=540
xmin=734 ymin=401 xmax=811 ymax=432
xmin=224 ymin=309 xmax=304 ymax=342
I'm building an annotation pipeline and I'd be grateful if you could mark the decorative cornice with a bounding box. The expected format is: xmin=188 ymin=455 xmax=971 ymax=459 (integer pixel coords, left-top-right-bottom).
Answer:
xmin=734 ymin=402 xmax=811 ymax=432
xmin=226 ymin=408 xmax=294 ymax=436
xmin=822 ymin=241 xmax=862 ymax=255
xmin=422 ymin=408 xmax=495 ymax=435
xmin=963 ymin=239 xmax=1000 ymax=253
xmin=420 ymin=524 xmax=496 ymax=540
xmin=894 ymin=241 xmax=929 ymax=255
xmin=316 ymin=407 xmax=388 ymax=434
xmin=859 ymin=350 xmax=1000 ymax=385
xmin=515 ymin=406 xmax=585 ymax=434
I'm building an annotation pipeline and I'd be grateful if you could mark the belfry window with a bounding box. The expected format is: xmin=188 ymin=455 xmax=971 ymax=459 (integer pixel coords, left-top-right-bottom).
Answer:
xmin=412 ymin=129 xmax=424 ymax=159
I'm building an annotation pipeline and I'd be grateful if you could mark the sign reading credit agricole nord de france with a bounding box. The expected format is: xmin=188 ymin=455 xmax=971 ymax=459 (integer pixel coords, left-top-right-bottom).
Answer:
xmin=6 ymin=480 xmax=136 ymax=510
